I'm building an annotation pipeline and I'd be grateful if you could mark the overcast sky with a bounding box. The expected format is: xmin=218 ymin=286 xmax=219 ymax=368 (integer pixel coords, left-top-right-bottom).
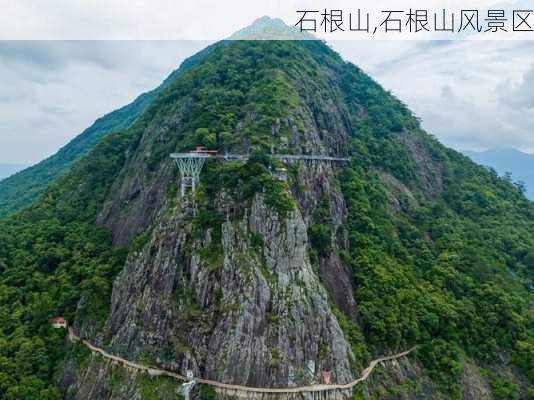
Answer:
xmin=335 ymin=40 xmax=534 ymax=153
xmin=1 ymin=38 xmax=533 ymax=165
xmin=2 ymin=0 xmax=534 ymax=165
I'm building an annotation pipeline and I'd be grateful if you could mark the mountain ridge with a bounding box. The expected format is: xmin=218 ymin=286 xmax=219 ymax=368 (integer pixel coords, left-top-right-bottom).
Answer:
xmin=0 ymin=16 xmax=308 ymax=218
xmin=0 ymin=163 xmax=27 ymax=180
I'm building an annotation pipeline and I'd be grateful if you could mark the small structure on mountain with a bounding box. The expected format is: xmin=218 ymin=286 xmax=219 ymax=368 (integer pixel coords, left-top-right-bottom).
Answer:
xmin=306 ymin=360 xmax=316 ymax=384
xmin=179 ymin=370 xmax=197 ymax=400
xmin=50 ymin=316 xmax=67 ymax=329
xmin=191 ymin=146 xmax=218 ymax=155
xmin=171 ymin=147 xmax=217 ymax=197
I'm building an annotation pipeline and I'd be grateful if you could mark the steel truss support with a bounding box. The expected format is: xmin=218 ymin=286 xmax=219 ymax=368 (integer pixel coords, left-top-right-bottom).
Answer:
xmin=173 ymin=155 xmax=209 ymax=197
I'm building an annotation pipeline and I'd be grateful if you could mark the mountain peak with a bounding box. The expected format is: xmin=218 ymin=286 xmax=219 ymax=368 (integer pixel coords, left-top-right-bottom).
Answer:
xmin=228 ymin=16 xmax=315 ymax=40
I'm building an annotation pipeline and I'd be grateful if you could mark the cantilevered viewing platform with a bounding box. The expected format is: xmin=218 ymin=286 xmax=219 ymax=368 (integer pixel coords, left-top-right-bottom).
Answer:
xmin=170 ymin=147 xmax=349 ymax=196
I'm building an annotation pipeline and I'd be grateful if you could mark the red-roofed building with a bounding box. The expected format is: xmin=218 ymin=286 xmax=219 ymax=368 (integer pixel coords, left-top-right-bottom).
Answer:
xmin=192 ymin=146 xmax=218 ymax=155
xmin=50 ymin=316 xmax=67 ymax=329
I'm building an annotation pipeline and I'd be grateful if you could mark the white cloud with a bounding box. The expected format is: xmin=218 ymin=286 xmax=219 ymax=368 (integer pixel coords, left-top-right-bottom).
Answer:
xmin=333 ymin=40 xmax=534 ymax=153
xmin=1 ymin=37 xmax=534 ymax=165
xmin=0 ymin=41 xmax=209 ymax=164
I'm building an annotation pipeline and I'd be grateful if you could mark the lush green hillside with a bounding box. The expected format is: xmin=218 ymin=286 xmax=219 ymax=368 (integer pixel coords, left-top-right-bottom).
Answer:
xmin=0 ymin=35 xmax=532 ymax=400
xmin=0 ymin=43 xmax=220 ymax=218
xmin=0 ymin=127 xmax=138 ymax=398
xmin=0 ymin=88 xmax=153 ymax=218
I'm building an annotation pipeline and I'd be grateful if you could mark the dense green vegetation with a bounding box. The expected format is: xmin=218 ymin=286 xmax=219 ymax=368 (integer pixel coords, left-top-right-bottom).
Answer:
xmin=0 ymin=35 xmax=531 ymax=400
xmin=336 ymin=104 xmax=533 ymax=396
xmin=0 ymin=127 xmax=138 ymax=398
xmin=198 ymin=151 xmax=294 ymax=218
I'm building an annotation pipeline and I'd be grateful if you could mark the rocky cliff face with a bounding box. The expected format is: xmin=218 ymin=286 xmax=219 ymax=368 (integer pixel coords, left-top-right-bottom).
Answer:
xmin=102 ymin=192 xmax=354 ymax=385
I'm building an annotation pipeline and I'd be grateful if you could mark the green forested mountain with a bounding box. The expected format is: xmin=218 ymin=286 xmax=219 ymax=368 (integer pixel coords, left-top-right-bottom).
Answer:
xmin=0 ymin=22 xmax=532 ymax=400
xmin=0 ymin=84 xmax=151 ymax=217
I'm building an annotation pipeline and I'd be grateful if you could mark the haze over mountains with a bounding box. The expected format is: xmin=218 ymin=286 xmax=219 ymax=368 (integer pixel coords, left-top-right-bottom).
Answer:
xmin=465 ymin=148 xmax=534 ymax=200
xmin=0 ymin=44 xmax=216 ymax=217
xmin=0 ymin=163 xmax=27 ymax=180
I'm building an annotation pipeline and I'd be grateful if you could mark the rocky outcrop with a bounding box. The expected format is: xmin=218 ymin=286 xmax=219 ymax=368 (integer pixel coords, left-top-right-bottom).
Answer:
xmin=396 ymin=131 xmax=444 ymax=200
xmin=459 ymin=361 xmax=493 ymax=400
xmin=205 ymin=195 xmax=354 ymax=386
xmin=69 ymin=192 xmax=357 ymax=399
xmin=362 ymin=357 xmax=438 ymax=399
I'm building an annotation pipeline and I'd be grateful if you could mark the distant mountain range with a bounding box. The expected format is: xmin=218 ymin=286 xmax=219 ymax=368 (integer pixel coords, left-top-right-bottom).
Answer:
xmin=464 ymin=148 xmax=534 ymax=200
xmin=0 ymin=163 xmax=27 ymax=181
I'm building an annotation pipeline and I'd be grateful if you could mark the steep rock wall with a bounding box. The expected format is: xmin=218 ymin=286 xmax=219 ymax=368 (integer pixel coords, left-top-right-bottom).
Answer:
xmin=69 ymin=192 xmax=356 ymax=398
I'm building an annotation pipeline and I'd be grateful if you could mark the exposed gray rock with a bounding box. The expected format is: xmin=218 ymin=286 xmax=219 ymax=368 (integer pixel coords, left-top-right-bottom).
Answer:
xmin=362 ymin=357 xmax=438 ymax=399
xmin=70 ymin=193 xmax=357 ymax=399
xmin=203 ymin=195 xmax=354 ymax=386
xmin=460 ymin=361 xmax=493 ymax=400
xmin=319 ymin=253 xmax=358 ymax=322
xmin=397 ymin=131 xmax=444 ymax=200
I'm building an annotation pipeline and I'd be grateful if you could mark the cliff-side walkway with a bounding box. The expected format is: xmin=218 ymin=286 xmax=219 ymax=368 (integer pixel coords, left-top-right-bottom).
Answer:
xmin=68 ymin=328 xmax=416 ymax=397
